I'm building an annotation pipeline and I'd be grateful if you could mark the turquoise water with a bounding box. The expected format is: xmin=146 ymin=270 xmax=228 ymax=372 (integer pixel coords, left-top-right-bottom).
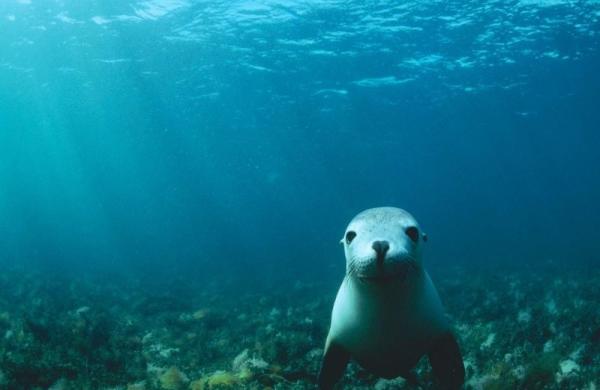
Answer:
xmin=0 ymin=1 xmax=599 ymax=388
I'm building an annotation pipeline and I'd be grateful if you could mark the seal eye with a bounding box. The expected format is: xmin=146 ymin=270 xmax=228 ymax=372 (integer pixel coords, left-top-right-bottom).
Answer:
xmin=345 ymin=231 xmax=357 ymax=245
xmin=405 ymin=226 xmax=419 ymax=243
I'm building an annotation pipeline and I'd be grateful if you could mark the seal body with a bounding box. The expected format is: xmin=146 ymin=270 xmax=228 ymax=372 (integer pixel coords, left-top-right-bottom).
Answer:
xmin=329 ymin=269 xmax=448 ymax=378
xmin=319 ymin=207 xmax=464 ymax=389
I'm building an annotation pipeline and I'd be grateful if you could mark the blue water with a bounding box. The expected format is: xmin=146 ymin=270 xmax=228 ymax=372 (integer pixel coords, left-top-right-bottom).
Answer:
xmin=1 ymin=1 xmax=599 ymax=388
xmin=2 ymin=1 xmax=599 ymax=280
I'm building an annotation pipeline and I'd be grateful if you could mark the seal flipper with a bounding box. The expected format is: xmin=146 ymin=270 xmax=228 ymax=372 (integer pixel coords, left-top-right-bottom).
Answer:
xmin=318 ymin=342 xmax=350 ymax=390
xmin=428 ymin=332 xmax=465 ymax=390
xmin=402 ymin=370 xmax=419 ymax=386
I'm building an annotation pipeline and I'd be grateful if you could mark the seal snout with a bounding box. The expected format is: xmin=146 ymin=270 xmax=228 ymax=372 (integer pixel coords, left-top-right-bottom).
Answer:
xmin=371 ymin=240 xmax=389 ymax=265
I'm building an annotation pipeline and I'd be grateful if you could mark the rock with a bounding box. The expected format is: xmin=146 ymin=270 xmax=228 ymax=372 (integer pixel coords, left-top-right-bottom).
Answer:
xmin=192 ymin=309 xmax=207 ymax=320
xmin=75 ymin=306 xmax=90 ymax=316
xmin=127 ymin=381 xmax=147 ymax=390
xmin=374 ymin=377 xmax=406 ymax=390
xmin=232 ymin=349 xmax=249 ymax=372
xmin=480 ymin=333 xmax=496 ymax=349
xmin=557 ymin=359 xmax=580 ymax=382
xmin=48 ymin=379 xmax=69 ymax=390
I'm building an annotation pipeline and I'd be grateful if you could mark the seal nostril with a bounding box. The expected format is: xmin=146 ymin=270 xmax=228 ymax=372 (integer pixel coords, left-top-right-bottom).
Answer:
xmin=372 ymin=240 xmax=390 ymax=256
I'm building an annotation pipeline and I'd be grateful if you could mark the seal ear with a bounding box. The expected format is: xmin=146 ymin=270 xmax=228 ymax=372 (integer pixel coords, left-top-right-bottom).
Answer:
xmin=422 ymin=232 xmax=428 ymax=242
xmin=339 ymin=237 xmax=344 ymax=245
xmin=318 ymin=342 xmax=350 ymax=390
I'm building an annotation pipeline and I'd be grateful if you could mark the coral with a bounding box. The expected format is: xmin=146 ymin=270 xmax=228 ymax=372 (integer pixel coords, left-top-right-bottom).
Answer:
xmin=159 ymin=367 xmax=189 ymax=390
xmin=191 ymin=371 xmax=239 ymax=389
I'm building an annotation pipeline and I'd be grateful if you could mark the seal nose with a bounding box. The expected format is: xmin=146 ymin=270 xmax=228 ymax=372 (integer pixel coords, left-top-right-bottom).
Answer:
xmin=372 ymin=240 xmax=389 ymax=259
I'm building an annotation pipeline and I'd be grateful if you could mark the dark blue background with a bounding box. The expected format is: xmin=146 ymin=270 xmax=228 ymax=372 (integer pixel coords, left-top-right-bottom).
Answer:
xmin=1 ymin=0 xmax=599 ymax=284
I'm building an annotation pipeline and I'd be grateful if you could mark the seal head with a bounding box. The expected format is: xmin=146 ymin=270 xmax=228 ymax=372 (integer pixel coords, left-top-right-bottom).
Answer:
xmin=342 ymin=207 xmax=425 ymax=283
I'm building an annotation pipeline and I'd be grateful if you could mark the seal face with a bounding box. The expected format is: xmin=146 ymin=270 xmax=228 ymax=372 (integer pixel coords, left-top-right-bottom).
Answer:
xmin=343 ymin=207 xmax=424 ymax=283
xmin=318 ymin=207 xmax=464 ymax=389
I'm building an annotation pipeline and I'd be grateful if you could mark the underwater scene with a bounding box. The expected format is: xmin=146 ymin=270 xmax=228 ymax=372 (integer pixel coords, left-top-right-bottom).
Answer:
xmin=1 ymin=0 xmax=599 ymax=389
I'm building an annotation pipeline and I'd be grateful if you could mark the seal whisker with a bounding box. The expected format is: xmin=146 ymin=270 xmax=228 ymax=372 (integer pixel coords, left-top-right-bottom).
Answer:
xmin=346 ymin=260 xmax=358 ymax=277
xmin=403 ymin=255 xmax=422 ymax=273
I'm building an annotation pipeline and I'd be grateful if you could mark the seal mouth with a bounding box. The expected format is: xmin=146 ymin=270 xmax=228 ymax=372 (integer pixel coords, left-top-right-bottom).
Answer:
xmin=356 ymin=274 xmax=399 ymax=283
xmin=356 ymin=269 xmax=409 ymax=283
xmin=353 ymin=260 xmax=417 ymax=284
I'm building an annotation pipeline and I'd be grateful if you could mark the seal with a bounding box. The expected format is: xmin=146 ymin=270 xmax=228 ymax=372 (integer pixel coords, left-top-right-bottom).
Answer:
xmin=318 ymin=207 xmax=464 ymax=389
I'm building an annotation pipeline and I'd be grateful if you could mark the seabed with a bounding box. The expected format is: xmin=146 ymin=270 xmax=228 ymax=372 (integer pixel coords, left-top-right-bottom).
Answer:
xmin=0 ymin=262 xmax=597 ymax=389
